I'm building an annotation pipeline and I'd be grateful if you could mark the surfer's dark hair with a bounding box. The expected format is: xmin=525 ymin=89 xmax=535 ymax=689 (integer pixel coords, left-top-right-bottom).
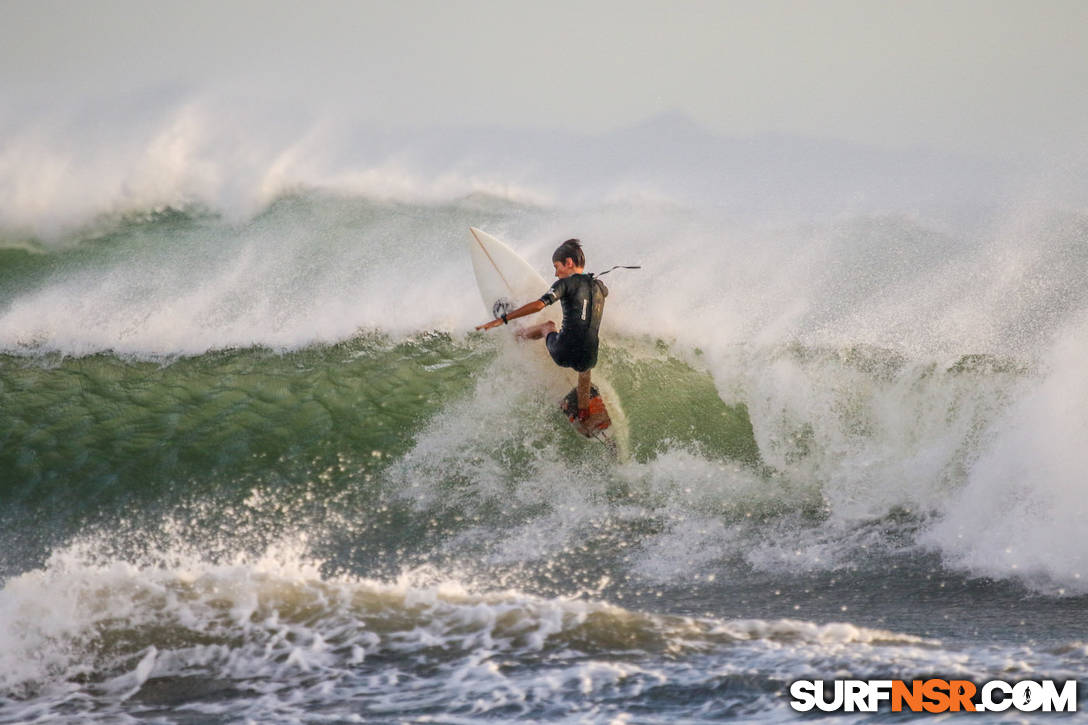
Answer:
xmin=552 ymin=239 xmax=584 ymax=268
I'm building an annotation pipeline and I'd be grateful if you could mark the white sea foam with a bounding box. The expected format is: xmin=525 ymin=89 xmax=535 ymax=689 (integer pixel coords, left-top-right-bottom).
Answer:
xmin=2 ymin=535 xmax=1045 ymax=724
xmin=922 ymin=313 xmax=1088 ymax=592
xmin=4 ymin=90 xmax=1069 ymax=241
xmin=0 ymin=96 xmax=557 ymax=240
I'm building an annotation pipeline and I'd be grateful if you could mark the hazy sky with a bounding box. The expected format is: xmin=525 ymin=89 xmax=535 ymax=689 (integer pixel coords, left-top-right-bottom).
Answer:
xmin=3 ymin=0 xmax=1087 ymax=159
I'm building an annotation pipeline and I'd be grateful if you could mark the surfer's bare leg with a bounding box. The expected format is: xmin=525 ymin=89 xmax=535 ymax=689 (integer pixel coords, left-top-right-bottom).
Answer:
xmin=515 ymin=320 xmax=556 ymax=340
xmin=577 ymin=370 xmax=591 ymax=411
xmin=574 ymin=369 xmax=609 ymax=434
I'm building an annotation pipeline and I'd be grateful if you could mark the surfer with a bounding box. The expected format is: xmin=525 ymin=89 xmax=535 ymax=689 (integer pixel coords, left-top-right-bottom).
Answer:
xmin=476 ymin=239 xmax=608 ymax=430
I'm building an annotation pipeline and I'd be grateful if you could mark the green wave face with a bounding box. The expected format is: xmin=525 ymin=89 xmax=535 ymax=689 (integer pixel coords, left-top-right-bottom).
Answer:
xmin=0 ymin=335 xmax=481 ymax=506
xmin=0 ymin=333 xmax=766 ymax=558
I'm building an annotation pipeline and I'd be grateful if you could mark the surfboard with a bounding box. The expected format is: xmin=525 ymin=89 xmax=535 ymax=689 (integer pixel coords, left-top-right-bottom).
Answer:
xmin=468 ymin=227 xmax=626 ymax=455
xmin=468 ymin=227 xmax=554 ymax=324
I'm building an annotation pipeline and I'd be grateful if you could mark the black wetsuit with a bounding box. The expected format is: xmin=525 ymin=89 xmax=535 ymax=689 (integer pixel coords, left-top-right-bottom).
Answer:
xmin=539 ymin=273 xmax=608 ymax=372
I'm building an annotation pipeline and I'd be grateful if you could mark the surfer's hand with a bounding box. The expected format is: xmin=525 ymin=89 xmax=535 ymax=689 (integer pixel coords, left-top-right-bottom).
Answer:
xmin=475 ymin=319 xmax=503 ymax=331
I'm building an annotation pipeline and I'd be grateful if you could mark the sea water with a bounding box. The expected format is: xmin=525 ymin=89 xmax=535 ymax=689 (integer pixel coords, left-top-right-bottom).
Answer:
xmin=1 ymin=97 xmax=1087 ymax=722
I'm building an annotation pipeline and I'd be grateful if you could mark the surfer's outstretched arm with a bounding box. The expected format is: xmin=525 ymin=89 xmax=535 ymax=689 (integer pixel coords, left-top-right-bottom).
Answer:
xmin=475 ymin=300 xmax=546 ymax=330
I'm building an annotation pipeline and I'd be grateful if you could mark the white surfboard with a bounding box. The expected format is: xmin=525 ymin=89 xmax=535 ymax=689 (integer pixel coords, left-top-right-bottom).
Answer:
xmin=468 ymin=227 xmax=628 ymax=456
xmin=469 ymin=227 xmax=553 ymax=322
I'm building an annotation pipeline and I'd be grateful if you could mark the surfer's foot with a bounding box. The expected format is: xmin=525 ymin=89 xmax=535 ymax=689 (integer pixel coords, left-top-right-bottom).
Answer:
xmin=575 ymin=407 xmax=610 ymax=436
xmin=516 ymin=321 xmax=555 ymax=341
xmin=576 ymin=413 xmax=609 ymax=436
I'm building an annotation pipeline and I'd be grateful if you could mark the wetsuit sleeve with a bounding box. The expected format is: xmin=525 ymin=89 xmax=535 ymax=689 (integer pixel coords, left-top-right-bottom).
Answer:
xmin=539 ymin=278 xmax=565 ymax=306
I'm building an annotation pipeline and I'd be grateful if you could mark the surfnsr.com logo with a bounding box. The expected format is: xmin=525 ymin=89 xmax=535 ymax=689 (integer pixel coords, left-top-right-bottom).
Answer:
xmin=789 ymin=679 xmax=1078 ymax=713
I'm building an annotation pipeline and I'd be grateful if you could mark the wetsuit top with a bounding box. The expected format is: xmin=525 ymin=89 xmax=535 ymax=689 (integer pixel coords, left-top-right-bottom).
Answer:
xmin=539 ymin=273 xmax=608 ymax=372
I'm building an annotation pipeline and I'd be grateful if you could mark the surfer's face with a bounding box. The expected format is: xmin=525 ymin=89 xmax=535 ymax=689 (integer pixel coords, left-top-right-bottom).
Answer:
xmin=553 ymin=258 xmax=580 ymax=279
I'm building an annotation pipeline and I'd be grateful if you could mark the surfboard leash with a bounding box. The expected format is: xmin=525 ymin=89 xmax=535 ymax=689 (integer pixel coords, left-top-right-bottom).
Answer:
xmin=593 ymin=265 xmax=641 ymax=277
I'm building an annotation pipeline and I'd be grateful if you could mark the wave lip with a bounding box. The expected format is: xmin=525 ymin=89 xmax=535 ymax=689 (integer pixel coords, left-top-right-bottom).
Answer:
xmin=3 ymin=91 xmax=1060 ymax=242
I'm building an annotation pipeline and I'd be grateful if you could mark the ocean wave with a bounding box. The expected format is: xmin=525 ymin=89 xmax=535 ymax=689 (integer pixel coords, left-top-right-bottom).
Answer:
xmin=5 ymin=193 xmax=1088 ymax=362
xmin=0 ymin=539 xmax=991 ymax=723
xmin=6 ymin=326 xmax=1078 ymax=598
xmin=7 ymin=536 xmax=1087 ymax=723
xmin=4 ymin=92 xmax=1065 ymax=243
